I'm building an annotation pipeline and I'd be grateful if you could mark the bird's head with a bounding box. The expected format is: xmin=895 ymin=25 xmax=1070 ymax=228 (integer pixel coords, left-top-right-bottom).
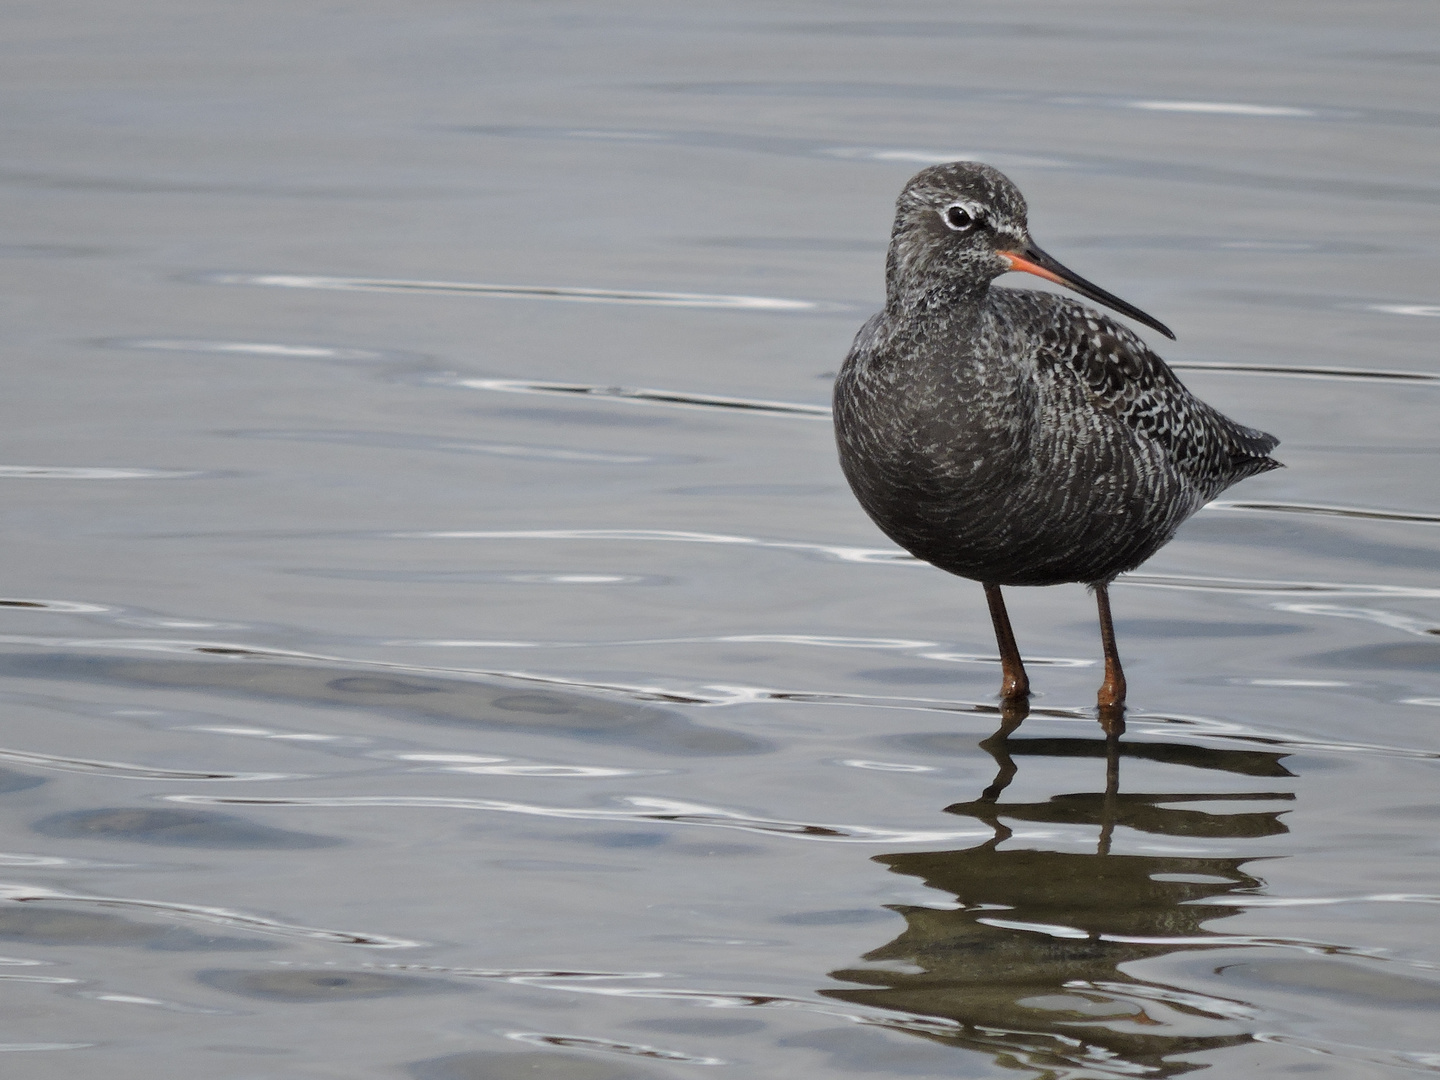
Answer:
xmin=886 ymin=161 xmax=1174 ymax=340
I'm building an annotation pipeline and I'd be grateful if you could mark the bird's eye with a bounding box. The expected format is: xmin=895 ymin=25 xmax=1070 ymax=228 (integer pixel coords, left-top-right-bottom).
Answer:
xmin=943 ymin=204 xmax=979 ymax=232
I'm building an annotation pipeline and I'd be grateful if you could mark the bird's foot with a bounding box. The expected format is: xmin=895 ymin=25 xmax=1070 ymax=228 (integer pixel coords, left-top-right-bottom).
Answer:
xmin=999 ymin=672 xmax=1031 ymax=702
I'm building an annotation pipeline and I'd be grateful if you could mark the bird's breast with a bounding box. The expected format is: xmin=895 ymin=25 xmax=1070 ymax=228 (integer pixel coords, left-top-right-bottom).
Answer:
xmin=835 ymin=337 xmax=1038 ymax=530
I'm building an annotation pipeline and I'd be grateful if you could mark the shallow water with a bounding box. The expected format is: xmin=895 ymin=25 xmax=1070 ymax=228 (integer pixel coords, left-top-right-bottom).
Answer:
xmin=1 ymin=2 xmax=1438 ymax=1077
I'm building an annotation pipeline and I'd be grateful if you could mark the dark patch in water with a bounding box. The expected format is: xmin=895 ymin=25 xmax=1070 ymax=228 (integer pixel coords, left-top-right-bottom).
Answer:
xmin=1217 ymin=959 xmax=1440 ymax=1007
xmin=0 ymin=904 xmax=275 ymax=950
xmin=0 ymin=652 xmax=769 ymax=757
xmin=1302 ymin=642 xmax=1440 ymax=671
xmin=576 ymin=831 xmax=669 ymax=849
xmin=31 ymin=808 xmax=340 ymax=849
xmin=199 ymin=968 xmax=458 ymax=1002
xmin=328 ymin=675 xmax=445 ymax=696
xmin=0 ymin=768 xmax=46 ymax=794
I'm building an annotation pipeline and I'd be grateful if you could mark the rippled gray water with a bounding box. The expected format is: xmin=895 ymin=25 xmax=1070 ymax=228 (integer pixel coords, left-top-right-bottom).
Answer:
xmin=2 ymin=3 xmax=1438 ymax=1077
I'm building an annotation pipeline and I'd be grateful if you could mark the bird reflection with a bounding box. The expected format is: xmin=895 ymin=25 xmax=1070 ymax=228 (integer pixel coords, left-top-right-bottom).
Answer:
xmin=823 ymin=710 xmax=1294 ymax=1077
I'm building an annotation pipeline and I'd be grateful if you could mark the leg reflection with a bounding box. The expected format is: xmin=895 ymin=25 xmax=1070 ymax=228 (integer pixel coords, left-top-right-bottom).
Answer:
xmin=976 ymin=696 xmax=1028 ymax=803
xmin=1099 ymin=726 xmax=1121 ymax=857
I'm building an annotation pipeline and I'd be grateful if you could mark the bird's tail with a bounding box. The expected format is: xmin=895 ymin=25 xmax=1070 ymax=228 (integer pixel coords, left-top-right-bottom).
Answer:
xmin=1224 ymin=420 xmax=1282 ymax=480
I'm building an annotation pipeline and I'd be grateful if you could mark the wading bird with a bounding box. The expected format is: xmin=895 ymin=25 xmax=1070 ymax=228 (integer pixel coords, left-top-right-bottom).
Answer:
xmin=834 ymin=162 xmax=1279 ymax=724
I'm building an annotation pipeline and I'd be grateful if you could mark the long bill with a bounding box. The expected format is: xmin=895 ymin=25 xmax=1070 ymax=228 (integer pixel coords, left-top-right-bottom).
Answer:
xmin=998 ymin=240 xmax=1175 ymax=340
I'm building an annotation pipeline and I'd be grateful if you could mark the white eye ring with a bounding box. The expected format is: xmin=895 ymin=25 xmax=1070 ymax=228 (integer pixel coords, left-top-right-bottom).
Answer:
xmin=942 ymin=203 xmax=980 ymax=232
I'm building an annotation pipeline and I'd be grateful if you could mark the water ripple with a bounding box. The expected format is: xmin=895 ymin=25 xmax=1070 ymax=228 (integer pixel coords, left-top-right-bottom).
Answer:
xmin=1128 ymin=99 xmax=1315 ymax=117
xmin=0 ymin=884 xmax=419 ymax=948
xmin=1130 ymin=712 xmax=1440 ymax=763
xmin=650 ymin=82 xmax=1432 ymax=128
xmin=0 ymin=746 xmax=294 ymax=782
xmin=3 ymin=602 xmax=1429 ymax=748
xmin=100 ymin=337 xmax=413 ymax=364
xmin=491 ymin=680 xmax=1092 ymax=719
xmin=1271 ymin=603 xmax=1438 ymax=638
xmin=1208 ymin=501 xmax=1440 ymax=526
xmin=503 ymin=1031 xmax=724 ymax=1065
xmin=0 ymin=599 xmax=110 ymax=613
xmin=196 ymin=272 xmax=830 ymax=312
xmin=1069 ymin=978 xmax=1259 ymax=1023
xmin=0 ymin=466 xmax=204 ymax=480
xmin=1171 ymin=360 xmax=1440 ymax=383
xmin=457 ymin=125 xmax=1440 ymax=205
xmin=76 ymin=989 xmax=234 ymax=1015
xmin=381 ymin=752 xmax=651 ymax=779
xmin=385 ymin=634 xmax=1097 ymax=672
xmin=436 ymin=376 xmax=832 ymax=418
xmin=0 ymin=1042 xmax=93 ymax=1052
xmin=1013 ymin=922 xmax=1440 ymax=969
xmin=375 ymin=961 xmax=964 ymax=1039
xmin=1119 ymin=574 xmax=1440 ymax=600
xmin=0 ymin=634 xmax=755 ymax=710
xmin=394 ymin=532 xmax=1440 ymax=602
xmin=0 ymin=851 xmax=140 ymax=869
xmin=822 ymin=147 xmax=1069 ymax=169
xmin=291 ymin=569 xmax=665 ymax=586
xmin=1062 ymin=982 xmax=1440 ymax=1075
xmin=1254 ymin=1031 xmax=1440 ymax=1074
xmin=0 ymin=598 xmax=1089 ymax=718
xmin=1206 ymin=893 xmax=1440 ymax=908
xmin=229 ymin=428 xmax=693 ymax=465
xmin=390 ymin=633 xmax=937 ymax=651
xmin=1213 ymin=289 xmax=1440 ymax=324
xmin=1368 ymin=303 xmax=1440 ymax=318
xmin=164 ymin=794 xmax=1003 ymax=845
xmin=391 ymin=527 xmax=910 ymax=564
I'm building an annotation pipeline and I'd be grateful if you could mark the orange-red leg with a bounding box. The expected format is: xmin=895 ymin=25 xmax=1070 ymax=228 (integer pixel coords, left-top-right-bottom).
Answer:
xmin=983 ymin=583 xmax=1030 ymax=703
xmin=1095 ymin=582 xmax=1127 ymax=720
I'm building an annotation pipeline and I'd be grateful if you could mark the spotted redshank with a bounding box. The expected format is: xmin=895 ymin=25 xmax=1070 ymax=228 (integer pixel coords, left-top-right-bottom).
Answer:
xmin=834 ymin=162 xmax=1280 ymax=722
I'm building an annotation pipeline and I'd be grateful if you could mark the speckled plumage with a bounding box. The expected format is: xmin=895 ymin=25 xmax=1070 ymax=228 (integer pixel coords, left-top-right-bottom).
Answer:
xmin=834 ymin=162 xmax=1280 ymax=589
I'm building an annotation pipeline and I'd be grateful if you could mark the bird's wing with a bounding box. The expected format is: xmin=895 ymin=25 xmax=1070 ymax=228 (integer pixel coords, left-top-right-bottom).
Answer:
xmin=1009 ymin=292 xmax=1280 ymax=480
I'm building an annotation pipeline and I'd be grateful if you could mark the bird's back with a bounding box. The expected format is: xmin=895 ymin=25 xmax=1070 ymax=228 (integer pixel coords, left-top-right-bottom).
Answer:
xmin=994 ymin=288 xmax=1280 ymax=494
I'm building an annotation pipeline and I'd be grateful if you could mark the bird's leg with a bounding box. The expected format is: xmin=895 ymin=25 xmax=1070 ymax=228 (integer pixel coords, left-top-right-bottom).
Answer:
xmin=1094 ymin=582 xmax=1127 ymax=728
xmin=983 ymin=583 xmax=1030 ymax=703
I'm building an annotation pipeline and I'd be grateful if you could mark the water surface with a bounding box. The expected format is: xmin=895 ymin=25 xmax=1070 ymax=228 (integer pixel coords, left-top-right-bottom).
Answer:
xmin=1 ymin=2 xmax=1437 ymax=1077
